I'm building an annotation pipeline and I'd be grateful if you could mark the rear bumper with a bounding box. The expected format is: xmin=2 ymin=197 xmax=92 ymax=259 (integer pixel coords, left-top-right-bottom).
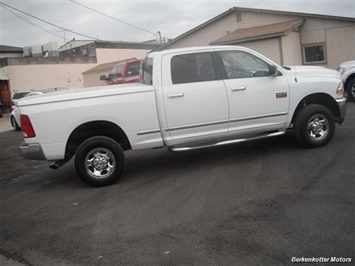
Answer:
xmin=336 ymin=97 xmax=347 ymax=124
xmin=20 ymin=142 xmax=46 ymax=160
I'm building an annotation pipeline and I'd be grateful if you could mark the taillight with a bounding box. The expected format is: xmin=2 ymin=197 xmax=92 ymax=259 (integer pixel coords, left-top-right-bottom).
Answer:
xmin=20 ymin=115 xmax=36 ymax=138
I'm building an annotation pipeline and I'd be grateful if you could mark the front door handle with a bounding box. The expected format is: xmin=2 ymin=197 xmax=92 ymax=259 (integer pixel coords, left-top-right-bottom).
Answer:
xmin=168 ymin=93 xmax=184 ymax=98
xmin=231 ymin=86 xmax=246 ymax=91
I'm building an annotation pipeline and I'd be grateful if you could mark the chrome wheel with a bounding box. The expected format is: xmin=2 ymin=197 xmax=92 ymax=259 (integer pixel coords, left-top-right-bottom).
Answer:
xmin=307 ymin=114 xmax=329 ymax=141
xmin=75 ymin=136 xmax=125 ymax=187
xmin=346 ymin=78 xmax=355 ymax=101
xmin=351 ymin=83 xmax=355 ymax=98
xmin=294 ymin=104 xmax=335 ymax=148
xmin=85 ymin=148 xmax=116 ymax=179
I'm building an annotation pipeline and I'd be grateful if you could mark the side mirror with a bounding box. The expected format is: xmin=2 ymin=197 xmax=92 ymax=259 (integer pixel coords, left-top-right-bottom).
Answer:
xmin=100 ymin=75 xmax=107 ymax=81
xmin=269 ymin=65 xmax=278 ymax=76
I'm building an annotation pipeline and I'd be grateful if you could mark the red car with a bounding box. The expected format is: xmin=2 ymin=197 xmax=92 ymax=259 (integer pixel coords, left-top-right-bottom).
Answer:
xmin=100 ymin=59 xmax=141 ymax=85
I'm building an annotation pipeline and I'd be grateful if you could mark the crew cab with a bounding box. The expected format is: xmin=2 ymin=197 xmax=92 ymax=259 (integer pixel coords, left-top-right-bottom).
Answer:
xmin=18 ymin=46 xmax=347 ymax=187
xmin=100 ymin=59 xmax=140 ymax=85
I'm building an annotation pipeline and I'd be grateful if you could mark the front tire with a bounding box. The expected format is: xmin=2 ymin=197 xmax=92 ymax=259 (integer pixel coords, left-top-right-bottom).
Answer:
xmin=75 ymin=136 xmax=125 ymax=187
xmin=294 ymin=104 xmax=335 ymax=148
xmin=346 ymin=78 xmax=355 ymax=101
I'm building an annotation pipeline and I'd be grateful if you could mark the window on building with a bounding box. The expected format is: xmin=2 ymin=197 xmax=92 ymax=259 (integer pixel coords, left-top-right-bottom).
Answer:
xmin=303 ymin=43 xmax=326 ymax=64
xmin=236 ymin=12 xmax=242 ymax=22
xmin=171 ymin=52 xmax=216 ymax=84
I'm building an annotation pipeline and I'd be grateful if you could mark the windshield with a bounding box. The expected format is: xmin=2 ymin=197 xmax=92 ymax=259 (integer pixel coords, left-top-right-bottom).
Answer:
xmin=13 ymin=92 xmax=30 ymax=99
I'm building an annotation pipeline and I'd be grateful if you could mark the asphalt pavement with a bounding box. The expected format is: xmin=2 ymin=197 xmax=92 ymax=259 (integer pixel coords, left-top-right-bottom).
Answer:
xmin=0 ymin=103 xmax=354 ymax=265
xmin=0 ymin=113 xmax=14 ymax=133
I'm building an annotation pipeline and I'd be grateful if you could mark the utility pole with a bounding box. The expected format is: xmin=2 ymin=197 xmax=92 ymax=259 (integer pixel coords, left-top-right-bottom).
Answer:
xmin=57 ymin=29 xmax=72 ymax=44
xmin=157 ymin=31 xmax=162 ymax=44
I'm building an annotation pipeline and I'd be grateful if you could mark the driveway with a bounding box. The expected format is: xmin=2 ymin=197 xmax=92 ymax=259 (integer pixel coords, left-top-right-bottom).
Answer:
xmin=0 ymin=114 xmax=14 ymax=133
xmin=0 ymin=103 xmax=354 ymax=265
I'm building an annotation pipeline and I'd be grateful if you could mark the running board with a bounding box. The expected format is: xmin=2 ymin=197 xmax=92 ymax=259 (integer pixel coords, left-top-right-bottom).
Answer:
xmin=169 ymin=130 xmax=286 ymax=152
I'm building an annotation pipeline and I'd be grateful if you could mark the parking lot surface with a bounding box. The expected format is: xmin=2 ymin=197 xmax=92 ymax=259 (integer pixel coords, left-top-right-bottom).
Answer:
xmin=0 ymin=103 xmax=354 ymax=265
xmin=0 ymin=114 xmax=14 ymax=133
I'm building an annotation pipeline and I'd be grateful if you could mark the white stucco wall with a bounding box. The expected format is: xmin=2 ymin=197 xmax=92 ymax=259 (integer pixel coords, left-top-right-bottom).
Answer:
xmin=238 ymin=38 xmax=282 ymax=65
xmin=3 ymin=63 xmax=96 ymax=93
xmin=3 ymin=48 xmax=152 ymax=94
xmin=166 ymin=13 xmax=239 ymax=49
xmin=164 ymin=10 xmax=355 ymax=70
xmin=326 ymin=25 xmax=355 ymax=68
xmin=166 ymin=11 xmax=303 ymax=50
xmin=281 ymin=31 xmax=302 ymax=66
xmin=300 ymin=18 xmax=355 ymax=68
xmin=96 ymin=48 xmax=150 ymax=64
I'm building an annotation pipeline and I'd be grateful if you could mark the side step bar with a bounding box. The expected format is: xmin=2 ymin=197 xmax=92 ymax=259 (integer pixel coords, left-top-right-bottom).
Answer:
xmin=169 ymin=130 xmax=286 ymax=152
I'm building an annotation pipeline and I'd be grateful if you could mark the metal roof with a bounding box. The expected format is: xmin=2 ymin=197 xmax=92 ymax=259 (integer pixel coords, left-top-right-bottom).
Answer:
xmin=0 ymin=45 xmax=23 ymax=53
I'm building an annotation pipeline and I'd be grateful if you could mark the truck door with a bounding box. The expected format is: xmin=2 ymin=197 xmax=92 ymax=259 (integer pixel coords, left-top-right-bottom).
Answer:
xmin=217 ymin=50 xmax=289 ymax=133
xmin=162 ymin=51 xmax=229 ymax=141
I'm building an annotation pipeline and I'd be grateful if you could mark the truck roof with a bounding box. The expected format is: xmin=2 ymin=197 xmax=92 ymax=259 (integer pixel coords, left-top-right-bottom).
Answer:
xmin=147 ymin=45 xmax=246 ymax=58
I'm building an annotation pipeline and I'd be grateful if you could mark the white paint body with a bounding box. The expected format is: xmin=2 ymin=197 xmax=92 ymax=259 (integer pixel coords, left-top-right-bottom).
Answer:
xmin=18 ymin=46 xmax=343 ymax=161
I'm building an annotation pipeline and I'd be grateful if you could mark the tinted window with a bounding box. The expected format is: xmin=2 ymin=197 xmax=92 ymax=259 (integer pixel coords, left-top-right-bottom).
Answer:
xmin=126 ymin=61 xmax=140 ymax=76
xmin=13 ymin=92 xmax=30 ymax=99
xmin=108 ymin=64 xmax=123 ymax=79
xmin=219 ymin=50 xmax=270 ymax=79
xmin=171 ymin=52 xmax=216 ymax=84
xmin=140 ymin=58 xmax=153 ymax=85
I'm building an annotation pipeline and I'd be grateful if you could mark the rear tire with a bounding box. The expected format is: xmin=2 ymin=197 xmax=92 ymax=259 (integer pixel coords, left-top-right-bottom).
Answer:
xmin=294 ymin=104 xmax=335 ymax=148
xmin=346 ymin=78 xmax=355 ymax=101
xmin=75 ymin=136 xmax=125 ymax=187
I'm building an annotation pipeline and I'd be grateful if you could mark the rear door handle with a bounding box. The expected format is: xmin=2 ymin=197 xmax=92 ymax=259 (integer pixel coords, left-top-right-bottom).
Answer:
xmin=168 ymin=93 xmax=184 ymax=98
xmin=231 ymin=86 xmax=246 ymax=91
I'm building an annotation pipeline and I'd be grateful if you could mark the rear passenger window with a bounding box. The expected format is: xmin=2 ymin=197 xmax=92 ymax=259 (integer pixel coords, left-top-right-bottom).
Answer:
xmin=171 ymin=52 xmax=216 ymax=84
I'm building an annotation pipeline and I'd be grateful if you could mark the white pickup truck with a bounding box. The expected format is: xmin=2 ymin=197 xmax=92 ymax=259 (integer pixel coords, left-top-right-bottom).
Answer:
xmin=19 ymin=46 xmax=347 ymax=187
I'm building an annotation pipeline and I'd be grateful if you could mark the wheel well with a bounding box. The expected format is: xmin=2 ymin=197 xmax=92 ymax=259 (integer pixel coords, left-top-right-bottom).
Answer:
xmin=292 ymin=93 xmax=340 ymax=124
xmin=66 ymin=121 xmax=131 ymax=156
xmin=10 ymin=115 xmax=16 ymax=123
xmin=344 ymin=73 xmax=355 ymax=88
